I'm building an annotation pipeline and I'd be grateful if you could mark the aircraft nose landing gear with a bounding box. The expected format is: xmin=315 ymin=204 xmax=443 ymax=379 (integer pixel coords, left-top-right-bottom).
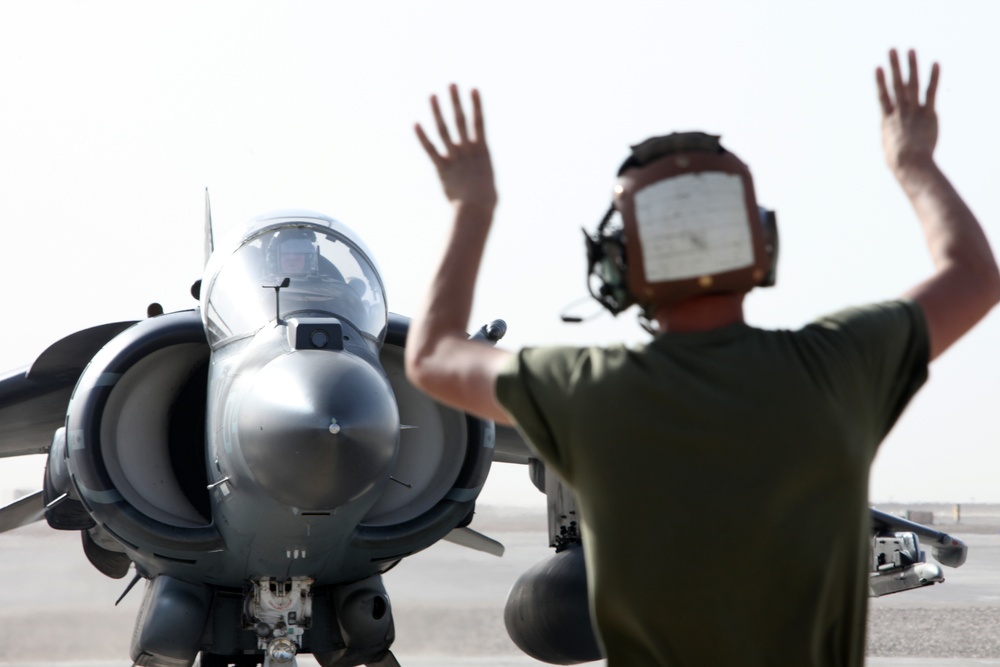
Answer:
xmin=246 ymin=577 xmax=314 ymax=667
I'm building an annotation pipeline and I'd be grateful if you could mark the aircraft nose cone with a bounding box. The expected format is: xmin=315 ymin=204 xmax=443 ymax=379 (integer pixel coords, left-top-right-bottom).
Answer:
xmin=237 ymin=351 xmax=399 ymax=511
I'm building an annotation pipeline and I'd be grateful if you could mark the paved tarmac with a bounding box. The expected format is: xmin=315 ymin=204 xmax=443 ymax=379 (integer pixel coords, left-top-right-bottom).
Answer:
xmin=2 ymin=504 xmax=1000 ymax=666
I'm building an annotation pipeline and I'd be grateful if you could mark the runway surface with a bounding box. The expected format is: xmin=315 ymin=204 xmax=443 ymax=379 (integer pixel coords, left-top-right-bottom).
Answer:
xmin=2 ymin=503 xmax=999 ymax=666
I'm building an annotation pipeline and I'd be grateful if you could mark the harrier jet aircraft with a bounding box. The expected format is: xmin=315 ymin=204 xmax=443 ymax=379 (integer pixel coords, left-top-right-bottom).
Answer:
xmin=0 ymin=208 xmax=970 ymax=667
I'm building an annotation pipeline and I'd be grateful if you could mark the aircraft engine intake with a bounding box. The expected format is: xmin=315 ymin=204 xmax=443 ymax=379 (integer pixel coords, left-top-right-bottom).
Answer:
xmin=60 ymin=309 xmax=222 ymax=568
xmin=349 ymin=314 xmax=496 ymax=563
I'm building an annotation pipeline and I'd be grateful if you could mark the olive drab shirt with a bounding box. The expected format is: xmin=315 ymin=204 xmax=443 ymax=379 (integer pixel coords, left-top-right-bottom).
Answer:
xmin=495 ymin=300 xmax=929 ymax=667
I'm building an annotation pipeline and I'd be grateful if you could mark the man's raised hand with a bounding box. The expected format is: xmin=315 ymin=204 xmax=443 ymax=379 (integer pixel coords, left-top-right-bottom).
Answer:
xmin=876 ymin=49 xmax=940 ymax=176
xmin=416 ymin=85 xmax=498 ymax=212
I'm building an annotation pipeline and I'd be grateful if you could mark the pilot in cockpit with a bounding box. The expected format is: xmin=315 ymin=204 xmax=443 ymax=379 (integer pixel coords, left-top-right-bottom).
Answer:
xmin=262 ymin=229 xmax=368 ymax=332
xmin=266 ymin=230 xmax=327 ymax=280
xmin=275 ymin=238 xmax=317 ymax=278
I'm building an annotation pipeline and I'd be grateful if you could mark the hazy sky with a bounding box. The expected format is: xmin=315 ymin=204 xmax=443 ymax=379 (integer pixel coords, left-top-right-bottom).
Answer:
xmin=0 ymin=1 xmax=997 ymax=504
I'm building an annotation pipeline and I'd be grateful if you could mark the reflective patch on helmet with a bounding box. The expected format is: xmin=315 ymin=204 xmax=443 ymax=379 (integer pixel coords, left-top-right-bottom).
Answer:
xmin=634 ymin=172 xmax=753 ymax=282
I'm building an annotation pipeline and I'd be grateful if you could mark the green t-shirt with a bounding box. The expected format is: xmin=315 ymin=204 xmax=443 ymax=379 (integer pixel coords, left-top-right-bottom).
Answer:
xmin=494 ymin=300 xmax=929 ymax=667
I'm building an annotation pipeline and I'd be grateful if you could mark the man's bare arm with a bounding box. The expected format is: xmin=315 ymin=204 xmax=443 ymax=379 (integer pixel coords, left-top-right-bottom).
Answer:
xmin=405 ymin=85 xmax=514 ymax=425
xmin=878 ymin=49 xmax=1000 ymax=360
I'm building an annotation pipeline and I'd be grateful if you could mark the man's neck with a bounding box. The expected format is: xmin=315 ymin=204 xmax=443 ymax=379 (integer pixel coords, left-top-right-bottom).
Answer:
xmin=652 ymin=293 xmax=746 ymax=333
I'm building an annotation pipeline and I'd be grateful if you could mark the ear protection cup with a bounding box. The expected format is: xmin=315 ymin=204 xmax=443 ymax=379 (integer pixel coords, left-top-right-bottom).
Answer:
xmin=584 ymin=206 xmax=633 ymax=315
xmin=758 ymin=207 xmax=779 ymax=288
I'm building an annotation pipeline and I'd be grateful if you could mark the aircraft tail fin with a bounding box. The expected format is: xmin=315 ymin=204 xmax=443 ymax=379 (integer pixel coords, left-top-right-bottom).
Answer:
xmin=204 ymin=188 xmax=215 ymax=267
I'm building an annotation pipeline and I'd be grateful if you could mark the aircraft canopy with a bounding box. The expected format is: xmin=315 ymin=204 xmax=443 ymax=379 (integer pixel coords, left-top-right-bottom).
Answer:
xmin=204 ymin=225 xmax=387 ymax=347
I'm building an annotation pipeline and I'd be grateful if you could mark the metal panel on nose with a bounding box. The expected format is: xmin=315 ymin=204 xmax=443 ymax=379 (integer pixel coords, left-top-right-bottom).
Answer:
xmin=236 ymin=350 xmax=399 ymax=511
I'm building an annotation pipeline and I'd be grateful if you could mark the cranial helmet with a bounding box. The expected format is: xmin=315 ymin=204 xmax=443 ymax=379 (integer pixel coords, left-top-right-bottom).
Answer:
xmin=266 ymin=229 xmax=320 ymax=279
xmin=585 ymin=132 xmax=778 ymax=316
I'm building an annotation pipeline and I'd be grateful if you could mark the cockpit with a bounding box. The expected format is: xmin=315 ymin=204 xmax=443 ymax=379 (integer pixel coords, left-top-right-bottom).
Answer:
xmin=202 ymin=214 xmax=387 ymax=349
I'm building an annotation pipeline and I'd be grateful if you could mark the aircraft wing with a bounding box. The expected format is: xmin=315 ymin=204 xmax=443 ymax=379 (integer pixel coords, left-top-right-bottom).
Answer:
xmin=0 ymin=321 xmax=136 ymax=459
xmin=494 ymin=424 xmax=534 ymax=464
xmin=444 ymin=526 xmax=505 ymax=556
xmin=871 ymin=507 xmax=968 ymax=568
xmin=0 ymin=490 xmax=45 ymax=533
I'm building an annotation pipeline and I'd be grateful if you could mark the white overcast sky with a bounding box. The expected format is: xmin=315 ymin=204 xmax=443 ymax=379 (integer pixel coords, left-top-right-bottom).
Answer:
xmin=0 ymin=1 xmax=997 ymax=503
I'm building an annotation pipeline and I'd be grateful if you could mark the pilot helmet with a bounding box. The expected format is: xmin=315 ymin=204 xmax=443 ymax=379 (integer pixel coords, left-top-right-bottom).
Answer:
xmin=267 ymin=229 xmax=320 ymax=280
xmin=584 ymin=131 xmax=778 ymax=317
